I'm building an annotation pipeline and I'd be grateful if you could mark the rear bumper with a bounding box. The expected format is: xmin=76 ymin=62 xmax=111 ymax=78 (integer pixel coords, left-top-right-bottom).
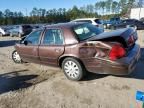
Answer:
xmin=83 ymin=44 xmax=141 ymax=75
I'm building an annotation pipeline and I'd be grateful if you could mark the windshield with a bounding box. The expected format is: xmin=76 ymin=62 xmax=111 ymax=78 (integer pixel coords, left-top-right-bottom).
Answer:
xmin=95 ymin=19 xmax=102 ymax=24
xmin=73 ymin=23 xmax=103 ymax=41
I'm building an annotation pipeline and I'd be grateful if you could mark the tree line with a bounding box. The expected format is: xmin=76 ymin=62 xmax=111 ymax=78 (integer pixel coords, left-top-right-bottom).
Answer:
xmin=0 ymin=0 xmax=143 ymax=25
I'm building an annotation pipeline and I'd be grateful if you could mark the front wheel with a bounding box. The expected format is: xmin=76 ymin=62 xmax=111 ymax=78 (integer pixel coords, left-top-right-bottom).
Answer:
xmin=12 ymin=50 xmax=22 ymax=63
xmin=62 ymin=58 xmax=85 ymax=81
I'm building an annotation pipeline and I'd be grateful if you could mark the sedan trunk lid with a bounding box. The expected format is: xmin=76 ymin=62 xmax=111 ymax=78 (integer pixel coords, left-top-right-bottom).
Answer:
xmin=88 ymin=28 xmax=138 ymax=48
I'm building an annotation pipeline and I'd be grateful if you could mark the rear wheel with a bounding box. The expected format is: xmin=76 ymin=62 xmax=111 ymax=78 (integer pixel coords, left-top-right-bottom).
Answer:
xmin=12 ymin=50 xmax=22 ymax=63
xmin=62 ymin=58 xmax=85 ymax=81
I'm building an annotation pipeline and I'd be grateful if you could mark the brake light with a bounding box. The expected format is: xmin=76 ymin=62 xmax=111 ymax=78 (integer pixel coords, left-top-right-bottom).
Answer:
xmin=109 ymin=44 xmax=126 ymax=61
xmin=128 ymin=35 xmax=134 ymax=46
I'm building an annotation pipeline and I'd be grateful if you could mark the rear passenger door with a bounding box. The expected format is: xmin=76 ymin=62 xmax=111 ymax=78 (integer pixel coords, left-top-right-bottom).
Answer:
xmin=39 ymin=29 xmax=65 ymax=66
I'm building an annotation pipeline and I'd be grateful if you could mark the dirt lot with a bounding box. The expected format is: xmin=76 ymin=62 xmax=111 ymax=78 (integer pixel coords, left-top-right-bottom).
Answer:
xmin=0 ymin=30 xmax=144 ymax=108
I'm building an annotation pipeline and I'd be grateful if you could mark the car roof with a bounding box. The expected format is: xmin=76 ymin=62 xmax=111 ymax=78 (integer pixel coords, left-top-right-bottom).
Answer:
xmin=45 ymin=22 xmax=87 ymax=29
xmin=72 ymin=18 xmax=99 ymax=21
xmin=124 ymin=19 xmax=137 ymax=21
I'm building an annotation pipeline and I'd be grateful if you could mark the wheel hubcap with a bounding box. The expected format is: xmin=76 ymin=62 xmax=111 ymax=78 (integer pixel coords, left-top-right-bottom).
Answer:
xmin=13 ymin=51 xmax=21 ymax=62
xmin=64 ymin=61 xmax=79 ymax=79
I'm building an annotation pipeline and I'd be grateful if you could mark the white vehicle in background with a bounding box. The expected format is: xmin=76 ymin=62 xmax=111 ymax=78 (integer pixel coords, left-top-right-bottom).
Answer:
xmin=71 ymin=18 xmax=104 ymax=31
xmin=0 ymin=26 xmax=10 ymax=37
xmin=0 ymin=27 xmax=5 ymax=36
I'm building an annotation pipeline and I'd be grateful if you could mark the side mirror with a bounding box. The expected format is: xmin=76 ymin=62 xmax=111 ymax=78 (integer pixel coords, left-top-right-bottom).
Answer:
xmin=24 ymin=41 xmax=28 ymax=45
xmin=24 ymin=40 xmax=32 ymax=45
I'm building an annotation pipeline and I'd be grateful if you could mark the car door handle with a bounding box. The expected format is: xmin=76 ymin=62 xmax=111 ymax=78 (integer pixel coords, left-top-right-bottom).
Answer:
xmin=55 ymin=49 xmax=61 ymax=53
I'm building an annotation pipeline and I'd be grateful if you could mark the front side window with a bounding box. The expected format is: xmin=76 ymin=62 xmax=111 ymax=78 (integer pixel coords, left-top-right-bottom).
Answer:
xmin=73 ymin=23 xmax=103 ymax=41
xmin=24 ymin=30 xmax=42 ymax=45
xmin=43 ymin=29 xmax=64 ymax=45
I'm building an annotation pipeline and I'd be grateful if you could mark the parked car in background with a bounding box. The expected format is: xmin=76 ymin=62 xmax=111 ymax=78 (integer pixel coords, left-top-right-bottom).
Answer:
xmin=140 ymin=17 xmax=144 ymax=22
xmin=102 ymin=20 xmax=111 ymax=29
xmin=0 ymin=26 xmax=10 ymax=36
xmin=9 ymin=25 xmax=32 ymax=37
xmin=12 ymin=22 xmax=140 ymax=81
xmin=32 ymin=25 xmax=40 ymax=31
xmin=31 ymin=24 xmax=43 ymax=31
xmin=111 ymin=19 xmax=144 ymax=30
xmin=71 ymin=18 xmax=104 ymax=31
xmin=103 ymin=17 xmax=121 ymax=29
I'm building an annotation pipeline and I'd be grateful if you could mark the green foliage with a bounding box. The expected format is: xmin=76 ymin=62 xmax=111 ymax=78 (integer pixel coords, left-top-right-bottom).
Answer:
xmin=0 ymin=0 xmax=141 ymax=25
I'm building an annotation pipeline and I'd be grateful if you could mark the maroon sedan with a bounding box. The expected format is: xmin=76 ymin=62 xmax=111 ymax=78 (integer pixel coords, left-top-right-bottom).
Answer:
xmin=12 ymin=22 xmax=140 ymax=81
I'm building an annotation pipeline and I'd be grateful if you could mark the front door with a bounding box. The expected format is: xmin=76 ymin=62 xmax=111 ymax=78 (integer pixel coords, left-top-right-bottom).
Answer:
xmin=16 ymin=30 xmax=42 ymax=63
xmin=39 ymin=29 xmax=65 ymax=66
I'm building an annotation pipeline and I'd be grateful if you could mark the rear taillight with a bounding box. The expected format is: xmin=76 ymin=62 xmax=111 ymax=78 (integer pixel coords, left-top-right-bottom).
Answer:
xmin=128 ymin=35 xmax=134 ymax=46
xmin=109 ymin=44 xmax=126 ymax=61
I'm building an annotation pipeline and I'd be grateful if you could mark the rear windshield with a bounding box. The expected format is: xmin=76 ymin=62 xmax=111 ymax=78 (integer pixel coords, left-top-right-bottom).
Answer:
xmin=73 ymin=23 xmax=103 ymax=41
xmin=95 ymin=19 xmax=102 ymax=24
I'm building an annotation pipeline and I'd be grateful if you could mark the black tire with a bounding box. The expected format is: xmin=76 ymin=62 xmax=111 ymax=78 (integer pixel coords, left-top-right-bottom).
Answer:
xmin=12 ymin=50 xmax=22 ymax=64
xmin=62 ymin=57 xmax=85 ymax=81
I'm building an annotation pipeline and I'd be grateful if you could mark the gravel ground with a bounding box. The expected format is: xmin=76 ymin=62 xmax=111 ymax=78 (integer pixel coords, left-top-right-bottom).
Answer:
xmin=0 ymin=30 xmax=144 ymax=108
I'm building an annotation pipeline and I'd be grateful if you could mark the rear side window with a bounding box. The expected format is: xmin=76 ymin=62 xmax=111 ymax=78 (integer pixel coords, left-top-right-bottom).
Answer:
xmin=95 ymin=19 xmax=102 ymax=24
xmin=43 ymin=29 xmax=64 ymax=45
xmin=73 ymin=23 xmax=103 ymax=41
